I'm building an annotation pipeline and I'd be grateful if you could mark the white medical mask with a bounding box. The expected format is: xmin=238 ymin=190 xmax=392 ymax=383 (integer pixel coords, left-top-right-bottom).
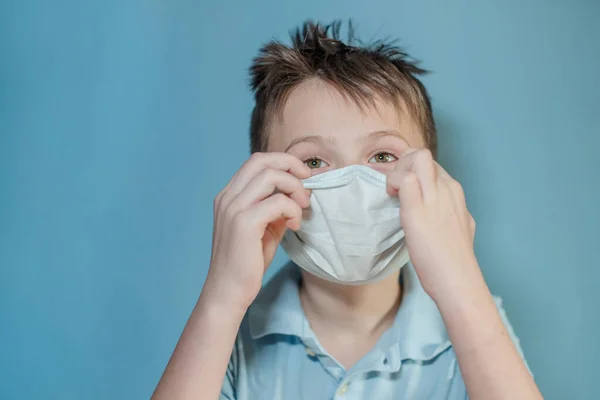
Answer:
xmin=281 ymin=165 xmax=410 ymax=285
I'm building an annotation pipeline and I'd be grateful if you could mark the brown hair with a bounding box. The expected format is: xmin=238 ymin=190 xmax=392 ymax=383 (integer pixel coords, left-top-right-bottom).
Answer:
xmin=249 ymin=20 xmax=437 ymax=156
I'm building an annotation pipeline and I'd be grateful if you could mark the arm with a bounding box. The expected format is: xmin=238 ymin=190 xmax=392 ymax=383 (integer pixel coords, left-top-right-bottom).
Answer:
xmin=151 ymin=294 xmax=245 ymax=400
xmin=386 ymin=148 xmax=542 ymax=400
xmin=151 ymin=153 xmax=312 ymax=400
xmin=434 ymin=262 xmax=540 ymax=400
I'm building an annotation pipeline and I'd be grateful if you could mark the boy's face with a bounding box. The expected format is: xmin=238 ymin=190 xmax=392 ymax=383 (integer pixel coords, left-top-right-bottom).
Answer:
xmin=267 ymin=79 xmax=425 ymax=174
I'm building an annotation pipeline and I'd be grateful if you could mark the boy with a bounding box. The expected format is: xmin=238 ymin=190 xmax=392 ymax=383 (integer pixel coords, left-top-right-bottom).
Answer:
xmin=153 ymin=21 xmax=542 ymax=399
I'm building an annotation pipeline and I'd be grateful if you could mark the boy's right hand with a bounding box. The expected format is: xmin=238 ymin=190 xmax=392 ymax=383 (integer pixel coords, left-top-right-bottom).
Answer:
xmin=203 ymin=152 xmax=312 ymax=311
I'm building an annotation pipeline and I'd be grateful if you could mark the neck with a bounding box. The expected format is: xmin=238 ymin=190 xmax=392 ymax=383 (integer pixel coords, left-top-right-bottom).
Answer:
xmin=299 ymin=270 xmax=402 ymax=336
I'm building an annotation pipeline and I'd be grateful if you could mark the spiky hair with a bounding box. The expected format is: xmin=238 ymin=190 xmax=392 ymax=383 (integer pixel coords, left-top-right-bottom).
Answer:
xmin=249 ymin=20 xmax=436 ymax=156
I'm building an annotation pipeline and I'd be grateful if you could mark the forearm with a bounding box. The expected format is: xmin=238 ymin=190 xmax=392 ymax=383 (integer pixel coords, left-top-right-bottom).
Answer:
xmin=434 ymin=264 xmax=542 ymax=400
xmin=152 ymin=289 xmax=246 ymax=400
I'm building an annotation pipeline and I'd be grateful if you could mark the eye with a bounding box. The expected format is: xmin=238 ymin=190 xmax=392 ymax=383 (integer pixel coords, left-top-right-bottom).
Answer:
xmin=304 ymin=158 xmax=329 ymax=169
xmin=368 ymin=152 xmax=398 ymax=163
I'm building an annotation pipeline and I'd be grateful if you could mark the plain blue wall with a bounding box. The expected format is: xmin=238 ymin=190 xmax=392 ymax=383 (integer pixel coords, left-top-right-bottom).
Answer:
xmin=1 ymin=1 xmax=598 ymax=399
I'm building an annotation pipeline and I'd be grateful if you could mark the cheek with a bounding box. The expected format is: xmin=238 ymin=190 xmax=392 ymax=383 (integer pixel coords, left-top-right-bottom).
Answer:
xmin=309 ymin=168 xmax=331 ymax=177
xmin=367 ymin=162 xmax=397 ymax=174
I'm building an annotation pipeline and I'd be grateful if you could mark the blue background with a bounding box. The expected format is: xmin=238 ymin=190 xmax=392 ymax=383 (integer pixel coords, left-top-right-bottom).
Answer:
xmin=1 ymin=1 xmax=598 ymax=399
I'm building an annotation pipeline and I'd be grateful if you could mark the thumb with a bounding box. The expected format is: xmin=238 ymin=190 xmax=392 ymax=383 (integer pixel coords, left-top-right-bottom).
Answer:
xmin=262 ymin=219 xmax=289 ymax=266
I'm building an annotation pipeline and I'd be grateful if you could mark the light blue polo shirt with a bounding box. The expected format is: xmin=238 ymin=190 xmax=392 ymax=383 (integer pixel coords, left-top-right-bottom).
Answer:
xmin=220 ymin=262 xmax=527 ymax=399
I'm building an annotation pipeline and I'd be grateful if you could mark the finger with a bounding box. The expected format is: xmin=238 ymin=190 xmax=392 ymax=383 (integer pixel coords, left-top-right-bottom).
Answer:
xmin=241 ymin=193 xmax=304 ymax=233
xmin=435 ymin=163 xmax=474 ymax=233
xmin=387 ymin=149 xmax=437 ymax=204
xmin=469 ymin=214 xmax=476 ymax=238
xmin=262 ymin=218 xmax=290 ymax=264
xmin=214 ymin=158 xmax=249 ymax=210
xmin=386 ymin=171 xmax=401 ymax=196
xmin=225 ymin=152 xmax=311 ymax=200
xmin=230 ymin=168 xmax=310 ymax=212
xmin=408 ymin=149 xmax=437 ymax=204
xmin=386 ymin=149 xmax=417 ymax=195
xmin=398 ymin=172 xmax=423 ymax=210
xmin=435 ymin=163 xmax=466 ymax=206
xmin=434 ymin=161 xmax=452 ymax=180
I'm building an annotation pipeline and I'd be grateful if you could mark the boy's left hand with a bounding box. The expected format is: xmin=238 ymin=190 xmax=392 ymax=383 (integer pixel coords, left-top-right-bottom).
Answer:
xmin=386 ymin=148 xmax=481 ymax=301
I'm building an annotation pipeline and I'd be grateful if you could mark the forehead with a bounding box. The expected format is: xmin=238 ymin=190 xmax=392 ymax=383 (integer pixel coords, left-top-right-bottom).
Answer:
xmin=267 ymin=79 xmax=422 ymax=151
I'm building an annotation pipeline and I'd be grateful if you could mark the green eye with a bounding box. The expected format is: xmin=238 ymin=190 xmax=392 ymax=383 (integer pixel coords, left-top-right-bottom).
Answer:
xmin=369 ymin=153 xmax=397 ymax=163
xmin=305 ymin=158 xmax=325 ymax=169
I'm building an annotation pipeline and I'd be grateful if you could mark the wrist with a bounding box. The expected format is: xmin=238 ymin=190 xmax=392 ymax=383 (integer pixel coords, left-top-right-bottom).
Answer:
xmin=203 ymin=263 xmax=263 ymax=308
xmin=195 ymin=289 xmax=249 ymax=326
xmin=198 ymin=277 xmax=255 ymax=318
xmin=431 ymin=276 xmax=507 ymax=357
xmin=432 ymin=275 xmax=494 ymax=316
xmin=424 ymin=256 xmax=488 ymax=305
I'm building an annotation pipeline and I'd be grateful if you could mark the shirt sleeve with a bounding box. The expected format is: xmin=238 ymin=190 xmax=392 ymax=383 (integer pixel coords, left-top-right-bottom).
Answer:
xmin=219 ymin=344 xmax=238 ymax=400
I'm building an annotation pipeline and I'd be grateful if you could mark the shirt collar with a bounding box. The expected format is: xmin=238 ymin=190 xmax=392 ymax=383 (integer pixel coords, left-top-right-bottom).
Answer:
xmin=248 ymin=261 xmax=450 ymax=362
xmin=386 ymin=262 xmax=451 ymax=361
xmin=248 ymin=263 xmax=309 ymax=339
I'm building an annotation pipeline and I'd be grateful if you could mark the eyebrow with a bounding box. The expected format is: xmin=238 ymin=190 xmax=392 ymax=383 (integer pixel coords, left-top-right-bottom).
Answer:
xmin=284 ymin=130 xmax=405 ymax=152
xmin=358 ymin=130 xmax=407 ymax=143
xmin=284 ymin=135 xmax=331 ymax=152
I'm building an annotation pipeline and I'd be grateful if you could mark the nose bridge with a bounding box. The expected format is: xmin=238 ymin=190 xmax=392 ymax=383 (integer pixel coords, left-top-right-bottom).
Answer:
xmin=332 ymin=137 xmax=363 ymax=168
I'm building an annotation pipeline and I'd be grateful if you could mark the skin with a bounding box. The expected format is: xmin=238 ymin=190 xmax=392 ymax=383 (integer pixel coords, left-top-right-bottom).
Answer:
xmin=152 ymin=79 xmax=543 ymax=400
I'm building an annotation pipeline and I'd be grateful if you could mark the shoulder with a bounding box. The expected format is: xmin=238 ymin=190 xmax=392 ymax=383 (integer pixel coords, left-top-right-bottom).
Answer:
xmin=227 ymin=313 xmax=258 ymax=374
xmin=228 ymin=264 xmax=306 ymax=372
xmin=224 ymin=294 xmax=307 ymax=399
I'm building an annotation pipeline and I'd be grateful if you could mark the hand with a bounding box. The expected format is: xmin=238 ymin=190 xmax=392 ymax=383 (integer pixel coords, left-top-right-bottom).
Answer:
xmin=204 ymin=152 xmax=312 ymax=310
xmin=385 ymin=149 xmax=542 ymax=400
xmin=386 ymin=148 xmax=479 ymax=300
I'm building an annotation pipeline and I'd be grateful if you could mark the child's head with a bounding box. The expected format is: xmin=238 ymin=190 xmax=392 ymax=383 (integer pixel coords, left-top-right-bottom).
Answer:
xmin=249 ymin=20 xmax=436 ymax=174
